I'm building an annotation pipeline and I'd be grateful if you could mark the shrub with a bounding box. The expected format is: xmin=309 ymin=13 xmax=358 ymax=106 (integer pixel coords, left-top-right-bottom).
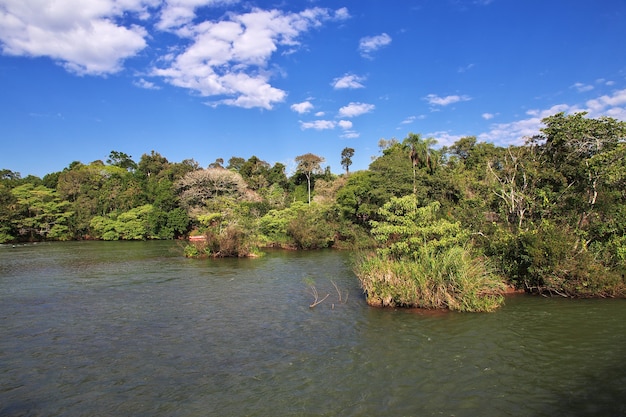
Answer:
xmin=355 ymin=246 xmax=504 ymax=312
xmin=487 ymin=221 xmax=625 ymax=297
xmin=354 ymin=195 xmax=505 ymax=312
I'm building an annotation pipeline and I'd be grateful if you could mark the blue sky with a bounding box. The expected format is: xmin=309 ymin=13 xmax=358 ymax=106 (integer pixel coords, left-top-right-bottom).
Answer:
xmin=1 ymin=0 xmax=626 ymax=178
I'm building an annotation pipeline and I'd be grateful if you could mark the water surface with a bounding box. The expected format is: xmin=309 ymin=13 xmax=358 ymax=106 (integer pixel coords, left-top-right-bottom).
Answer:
xmin=1 ymin=241 xmax=624 ymax=416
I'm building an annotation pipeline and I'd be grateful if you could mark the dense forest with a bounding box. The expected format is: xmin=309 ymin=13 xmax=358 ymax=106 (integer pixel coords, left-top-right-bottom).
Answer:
xmin=2 ymin=112 xmax=625 ymax=309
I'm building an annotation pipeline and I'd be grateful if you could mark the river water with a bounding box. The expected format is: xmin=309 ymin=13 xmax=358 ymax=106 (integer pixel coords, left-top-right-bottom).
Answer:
xmin=1 ymin=241 xmax=624 ymax=417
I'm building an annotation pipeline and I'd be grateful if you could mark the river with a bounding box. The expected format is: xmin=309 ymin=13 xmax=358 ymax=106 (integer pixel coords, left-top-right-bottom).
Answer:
xmin=1 ymin=241 xmax=624 ymax=416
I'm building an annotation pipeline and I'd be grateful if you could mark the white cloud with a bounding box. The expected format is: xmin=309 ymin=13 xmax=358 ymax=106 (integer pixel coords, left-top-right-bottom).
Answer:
xmin=337 ymin=120 xmax=353 ymax=129
xmin=315 ymin=111 xmax=325 ymax=117
xmin=300 ymin=120 xmax=336 ymax=130
xmin=300 ymin=119 xmax=353 ymax=131
xmin=333 ymin=7 xmax=351 ymax=20
xmin=571 ymin=82 xmax=594 ymax=93
xmin=291 ymin=101 xmax=314 ymax=114
xmin=479 ymin=104 xmax=574 ymax=146
xmin=332 ymin=74 xmax=365 ymax=89
xmin=401 ymin=116 xmax=416 ymax=124
xmin=584 ymin=88 xmax=626 ymax=118
xmin=0 ymin=0 xmax=151 ymax=75
xmin=134 ymin=78 xmax=161 ymax=90
xmin=157 ymin=0 xmax=238 ymax=32
xmin=359 ymin=33 xmax=391 ymax=57
xmin=152 ymin=7 xmax=347 ymax=109
xmin=428 ymin=131 xmax=463 ymax=148
xmin=482 ymin=113 xmax=495 ymax=120
xmin=341 ymin=131 xmax=360 ymax=139
xmin=431 ymin=89 xmax=626 ymax=149
xmin=338 ymin=102 xmax=375 ymax=117
xmin=457 ymin=63 xmax=475 ymax=73
xmin=425 ymin=94 xmax=471 ymax=106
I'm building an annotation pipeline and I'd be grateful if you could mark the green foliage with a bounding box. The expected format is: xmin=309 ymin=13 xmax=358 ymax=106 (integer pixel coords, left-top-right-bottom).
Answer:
xmin=341 ymin=147 xmax=355 ymax=174
xmin=295 ymin=153 xmax=324 ymax=204
xmin=10 ymin=183 xmax=74 ymax=241
xmin=90 ymin=204 xmax=153 ymax=240
xmin=89 ymin=204 xmax=187 ymax=240
xmin=3 ymin=112 xmax=625 ymax=300
xmin=355 ymin=195 xmax=504 ymax=312
xmin=369 ymin=142 xmax=414 ymax=201
xmin=355 ymin=246 xmax=504 ymax=312
xmin=487 ymin=221 xmax=624 ymax=297
xmin=287 ymin=212 xmax=334 ymax=250
xmin=369 ymin=196 xmax=468 ymax=260
xmin=187 ymin=196 xmax=259 ymax=257
xmin=258 ymin=201 xmax=334 ymax=249
xmin=335 ymin=170 xmax=380 ymax=224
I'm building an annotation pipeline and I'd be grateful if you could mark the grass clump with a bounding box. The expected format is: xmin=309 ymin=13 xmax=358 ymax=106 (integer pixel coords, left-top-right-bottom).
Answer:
xmin=354 ymin=195 xmax=505 ymax=312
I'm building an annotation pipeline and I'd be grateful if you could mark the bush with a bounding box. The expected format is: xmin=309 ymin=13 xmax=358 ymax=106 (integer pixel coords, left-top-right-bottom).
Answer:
xmin=488 ymin=221 xmax=625 ymax=297
xmin=354 ymin=195 xmax=505 ymax=312
xmin=355 ymin=246 xmax=504 ymax=312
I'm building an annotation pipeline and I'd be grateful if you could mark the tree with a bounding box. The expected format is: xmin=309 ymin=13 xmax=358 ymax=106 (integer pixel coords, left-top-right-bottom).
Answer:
xmin=239 ymin=156 xmax=270 ymax=190
xmin=336 ymin=170 xmax=379 ymax=224
xmin=11 ymin=183 xmax=74 ymax=240
xmin=208 ymin=158 xmax=224 ymax=169
xmin=341 ymin=147 xmax=355 ymax=174
xmin=403 ymin=133 xmax=439 ymax=197
xmin=538 ymin=112 xmax=626 ymax=229
xmin=448 ymin=136 xmax=476 ymax=162
xmin=137 ymin=151 xmax=169 ymax=179
xmin=227 ymin=156 xmax=246 ymax=171
xmin=107 ymin=150 xmax=137 ymax=171
xmin=355 ymin=195 xmax=503 ymax=311
xmin=176 ymin=168 xmax=249 ymax=210
xmin=295 ymin=153 xmax=324 ymax=204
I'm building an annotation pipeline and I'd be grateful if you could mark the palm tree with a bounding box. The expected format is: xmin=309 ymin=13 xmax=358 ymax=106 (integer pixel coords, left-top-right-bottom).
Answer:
xmin=403 ymin=133 xmax=439 ymax=196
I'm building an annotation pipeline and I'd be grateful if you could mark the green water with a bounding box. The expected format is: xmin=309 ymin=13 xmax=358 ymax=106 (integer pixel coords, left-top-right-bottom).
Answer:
xmin=1 ymin=241 xmax=624 ymax=416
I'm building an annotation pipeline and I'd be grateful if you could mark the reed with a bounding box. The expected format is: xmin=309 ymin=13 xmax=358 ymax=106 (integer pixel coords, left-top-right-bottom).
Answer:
xmin=354 ymin=245 xmax=505 ymax=312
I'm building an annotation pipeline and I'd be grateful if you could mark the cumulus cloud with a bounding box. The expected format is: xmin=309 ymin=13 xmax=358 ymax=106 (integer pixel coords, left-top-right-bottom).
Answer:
xmin=571 ymin=82 xmax=594 ymax=93
xmin=401 ymin=116 xmax=416 ymax=124
xmin=333 ymin=7 xmax=351 ymax=20
xmin=0 ymin=0 xmax=151 ymax=75
xmin=359 ymin=33 xmax=391 ymax=57
xmin=300 ymin=120 xmax=336 ymax=130
xmin=478 ymin=104 xmax=573 ymax=146
xmin=332 ymin=74 xmax=365 ymax=89
xmin=156 ymin=0 xmax=238 ymax=32
xmin=428 ymin=131 xmax=464 ymax=148
xmin=478 ymin=89 xmax=626 ymax=147
xmin=0 ymin=1 xmax=348 ymax=108
xmin=338 ymin=102 xmax=375 ymax=117
xmin=341 ymin=130 xmax=360 ymax=139
xmin=291 ymin=101 xmax=314 ymax=114
xmin=299 ymin=119 xmax=353 ymax=131
xmin=153 ymin=7 xmax=347 ymax=109
xmin=482 ymin=113 xmax=495 ymax=120
xmin=134 ymin=78 xmax=161 ymax=90
xmin=584 ymin=88 xmax=626 ymax=119
xmin=425 ymin=94 xmax=471 ymax=106
xmin=337 ymin=120 xmax=353 ymax=129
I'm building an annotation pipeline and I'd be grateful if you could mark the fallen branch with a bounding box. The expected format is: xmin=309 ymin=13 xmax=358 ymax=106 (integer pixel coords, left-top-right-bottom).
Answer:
xmin=308 ymin=285 xmax=330 ymax=308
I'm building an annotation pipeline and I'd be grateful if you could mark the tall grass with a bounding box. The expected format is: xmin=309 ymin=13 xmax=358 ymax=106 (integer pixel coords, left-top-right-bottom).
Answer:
xmin=354 ymin=246 xmax=505 ymax=312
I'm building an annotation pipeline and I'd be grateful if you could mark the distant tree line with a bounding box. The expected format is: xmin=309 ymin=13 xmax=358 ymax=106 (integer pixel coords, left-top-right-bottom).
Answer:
xmin=1 ymin=112 xmax=625 ymax=305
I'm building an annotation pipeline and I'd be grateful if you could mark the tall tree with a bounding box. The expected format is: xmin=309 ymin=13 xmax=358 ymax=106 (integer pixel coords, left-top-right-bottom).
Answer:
xmin=341 ymin=147 xmax=355 ymax=174
xmin=402 ymin=133 xmax=439 ymax=196
xmin=295 ymin=153 xmax=324 ymax=204
xmin=107 ymin=150 xmax=137 ymax=171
